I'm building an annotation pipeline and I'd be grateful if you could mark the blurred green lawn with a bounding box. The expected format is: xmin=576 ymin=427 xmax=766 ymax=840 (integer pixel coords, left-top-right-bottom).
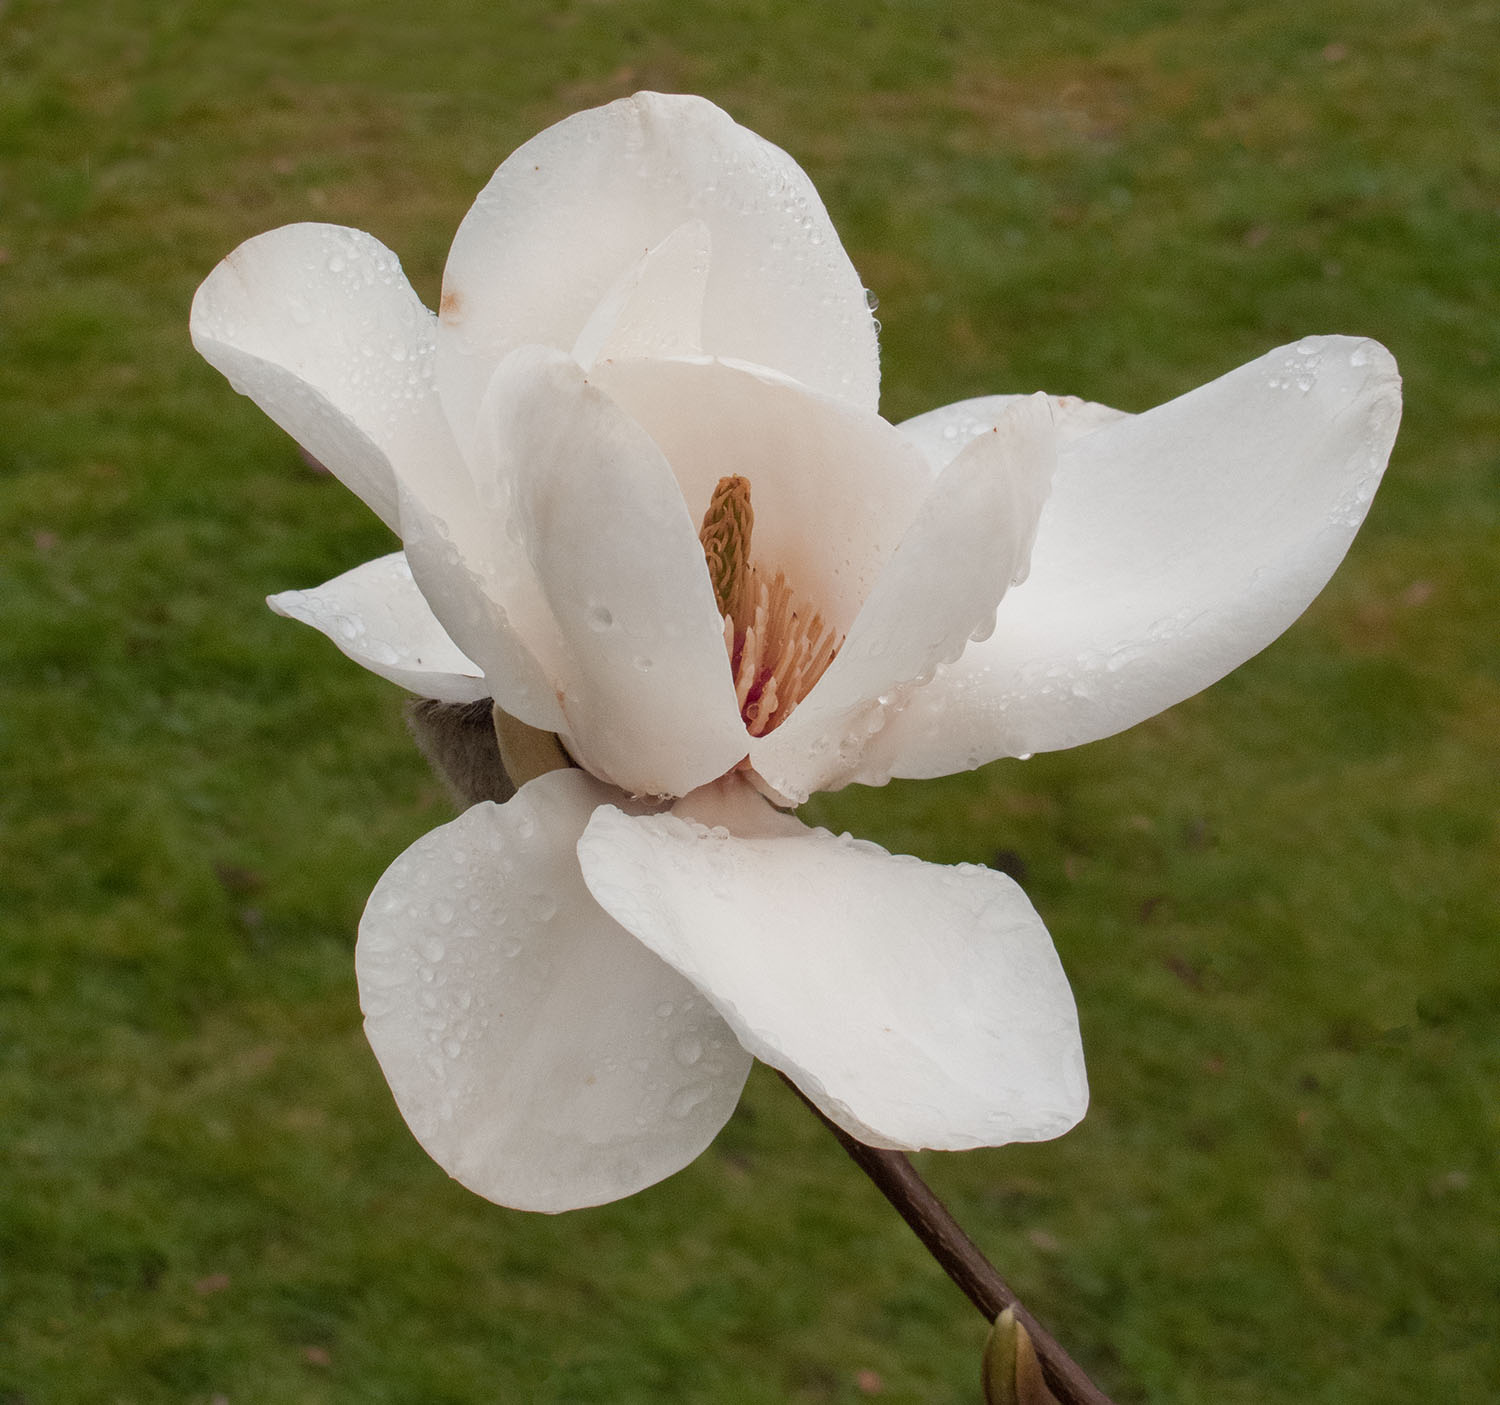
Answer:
xmin=1 ymin=1 xmax=1496 ymax=1401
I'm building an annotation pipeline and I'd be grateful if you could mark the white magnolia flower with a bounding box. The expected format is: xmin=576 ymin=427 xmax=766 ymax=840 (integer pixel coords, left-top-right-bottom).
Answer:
xmin=191 ymin=92 xmax=1401 ymax=1212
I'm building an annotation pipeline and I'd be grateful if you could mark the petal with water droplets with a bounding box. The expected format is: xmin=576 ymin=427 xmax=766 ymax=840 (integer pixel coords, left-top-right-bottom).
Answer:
xmin=269 ymin=552 xmax=488 ymax=702
xmin=435 ymin=92 xmax=879 ymax=453
xmin=479 ymin=348 xmax=748 ymax=797
xmin=750 ymin=393 xmax=1056 ymax=802
xmin=357 ymin=769 xmax=752 ymax=1212
xmin=862 ymin=336 xmax=1402 ymax=780
xmin=900 ymin=393 xmax=1129 ymax=475
xmin=578 ymin=788 xmax=1087 ymax=1151
xmin=191 ymin=223 xmax=461 ymax=533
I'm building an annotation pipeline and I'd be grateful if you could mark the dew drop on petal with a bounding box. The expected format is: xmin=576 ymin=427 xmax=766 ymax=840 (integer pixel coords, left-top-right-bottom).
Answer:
xmin=525 ymin=892 xmax=557 ymax=923
xmin=587 ymin=603 xmax=614 ymax=632
xmin=667 ymin=1083 xmax=711 ymax=1119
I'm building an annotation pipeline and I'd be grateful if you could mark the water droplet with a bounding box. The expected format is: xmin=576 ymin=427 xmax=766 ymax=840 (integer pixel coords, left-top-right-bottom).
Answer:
xmin=525 ymin=893 xmax=557 ymax=923
xmin=633 ymin=655 xmax=654 ymax=672
xmin=655 ymin=1001 xmax=675 ymax=1019
xmin=667 ymin=1083 xmax=711 ymax=1119
xmin=443 ymin=1037 xmax=462 ymax=1059
xmin=587 ymin=603 xmax=614 ymax=631
xmin=673 ymin=1035 xmax=703 ymax=1067
xmin=864 ymin=288 xmax=880 ymax=311
xmin=327 ymin=255 xmax=346 ymax=274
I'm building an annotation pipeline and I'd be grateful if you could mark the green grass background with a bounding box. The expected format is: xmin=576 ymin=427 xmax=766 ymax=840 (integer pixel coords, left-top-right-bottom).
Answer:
xmin=2 ymin=1 xmax=1497 ymax=1401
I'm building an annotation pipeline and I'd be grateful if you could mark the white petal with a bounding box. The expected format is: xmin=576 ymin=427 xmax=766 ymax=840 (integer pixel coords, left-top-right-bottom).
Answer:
xmin=862 ymin=336 xmax=1403 ymax=780
xmin=751 ymin=394 xmax=1055 ymax=802
xmin=482 ymin=348 xmax=748 ymax=796
xmin=578 ymin=790 xmax=1087 ymax=1151
xmin=435 ymin=91 xmax=879 ymax=450
xmin=901 ymin=393 xmax=1130 ymax=474
xmin=357 ymin=770 xmax=753 ymax=1212
xmin=571 ymin=219 xmax=710 ymax=370
xmin=397 ymin=481 xmax=568 ymax=734
xmin=268 ymin=552 xmax=488 ymax=702
xmin=191 ymin=223 xmax=462 ymax=533
xmin=596 ymin=355 xmax=931 ymax=637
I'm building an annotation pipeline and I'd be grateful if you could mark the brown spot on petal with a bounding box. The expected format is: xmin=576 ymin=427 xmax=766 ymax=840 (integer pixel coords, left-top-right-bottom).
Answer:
xmin=439 ymin=287 xmax=464 ymax=322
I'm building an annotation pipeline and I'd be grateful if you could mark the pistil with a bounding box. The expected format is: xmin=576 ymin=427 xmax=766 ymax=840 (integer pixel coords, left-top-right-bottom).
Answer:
xmin=698 ymin=476 xmax=840 ymax=737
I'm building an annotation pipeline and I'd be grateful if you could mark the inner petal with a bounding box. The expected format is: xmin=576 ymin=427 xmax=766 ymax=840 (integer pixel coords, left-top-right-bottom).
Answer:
xmin=593 ymin=357 xmax=932 ymax=640
xmin=698 ymin=474 xmax=840 ymax=736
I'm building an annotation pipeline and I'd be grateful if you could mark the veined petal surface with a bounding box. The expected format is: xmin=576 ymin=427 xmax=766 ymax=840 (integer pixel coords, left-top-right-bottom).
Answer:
xmin=357 ymin=770 xmax=753 ymax=1212
xmin=578 ymin=787 xmax=1087 ymax=1151
xmin=268 ymin=552 xmax=488 ymax=703
xmin=191 ymin=223 xmax=461 ymax=532
xmin=863 ymin=336 xmax=1402 ymax=780
xmin=435 ymin=91 xmax=879 ymax=451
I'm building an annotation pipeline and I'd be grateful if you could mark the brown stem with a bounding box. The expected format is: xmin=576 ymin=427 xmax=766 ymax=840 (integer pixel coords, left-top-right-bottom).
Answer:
xmin=779 ymin=1074 xmax=1117 ymax=1405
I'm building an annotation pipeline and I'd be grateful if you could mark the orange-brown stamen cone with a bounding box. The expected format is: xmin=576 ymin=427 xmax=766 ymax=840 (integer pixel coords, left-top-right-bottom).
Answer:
xmin=699 ymin=476 xmax=841 ymax=736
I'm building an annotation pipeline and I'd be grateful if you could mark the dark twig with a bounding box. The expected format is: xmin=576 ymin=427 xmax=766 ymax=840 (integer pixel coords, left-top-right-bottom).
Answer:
xmin=779 ymin=1074 xmax=1117 ymax=1405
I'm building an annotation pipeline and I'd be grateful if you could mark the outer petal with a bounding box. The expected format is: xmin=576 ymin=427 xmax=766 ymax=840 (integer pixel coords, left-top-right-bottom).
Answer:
xmin=482 ymin=348 xmax=748 ymax=796
xmin=397 ymin=481 xmax=568 ymax=735
xmin=191 ymin=223 xmax=462 ymax=533
xmin=900 ymin=393 xmax=1129 ymax=474
xmin=435 ymin=91 xmax=879 ymax=450
xmin=861 ymin=336 xmax=1403 ymax=781
xmin=750 ymin=394 xmax=1056 ymax=802
xmin=268 ymin=552 xmax=488 ymax=703
xmin=577 ymin=789 xmax=1087 ymax=1151
xmin=357 ymin=770 xmax=753 ymax=1212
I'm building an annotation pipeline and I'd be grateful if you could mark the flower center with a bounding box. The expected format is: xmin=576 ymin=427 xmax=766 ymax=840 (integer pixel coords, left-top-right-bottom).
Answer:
xmin=699 ymin=475 xmax=840 ymax=737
